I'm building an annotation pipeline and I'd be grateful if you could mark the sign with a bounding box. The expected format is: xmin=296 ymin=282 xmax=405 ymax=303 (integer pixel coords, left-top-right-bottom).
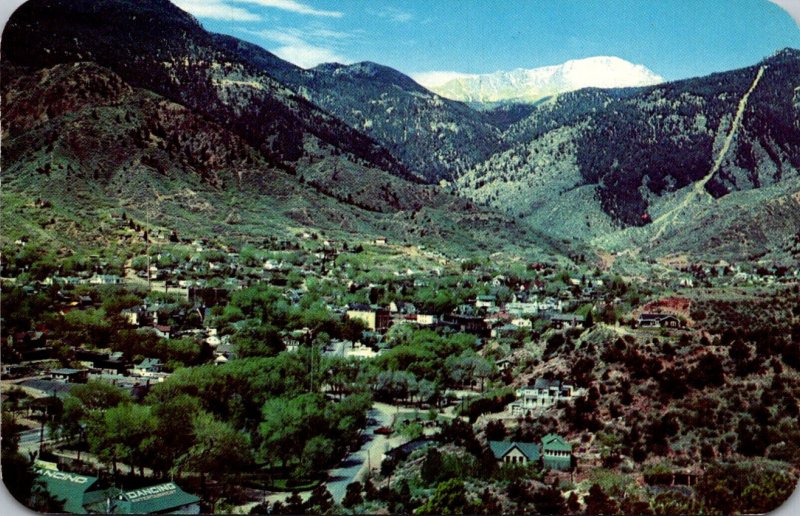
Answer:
xmin=35 ymin=469 xmax=91 ymax=484
xmin=124 ymin=483 xmax=177 ymax=501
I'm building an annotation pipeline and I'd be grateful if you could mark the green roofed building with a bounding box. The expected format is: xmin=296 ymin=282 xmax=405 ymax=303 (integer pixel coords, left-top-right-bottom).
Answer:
xmin=541 ymin=434 xmax=573 ymax=471
xmin=489 ymin=440 xmax=540 ymax=465
xmin=34 ymin=468 xmax=99 ymax=513
xmin=35 ymin=469 xmax=201 ymax=514
xmin=112 ymin=483 xmax=201 ymax=514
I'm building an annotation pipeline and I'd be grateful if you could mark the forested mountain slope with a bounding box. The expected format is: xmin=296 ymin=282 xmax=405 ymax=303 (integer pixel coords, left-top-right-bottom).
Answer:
xmin=0 ymin=0 xmax=544 ymax=254
xmin=457 ymin=49 xmax=800 ymax=258
xmin=213 ymin=35 xmax=507 ymax=182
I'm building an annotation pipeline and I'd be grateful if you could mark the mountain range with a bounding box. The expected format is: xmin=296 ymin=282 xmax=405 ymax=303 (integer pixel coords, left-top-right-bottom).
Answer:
xmin=415 ymin=56 xmax=665 ymax=104
xmin=2 ymin=0 xmax=799 ymax=263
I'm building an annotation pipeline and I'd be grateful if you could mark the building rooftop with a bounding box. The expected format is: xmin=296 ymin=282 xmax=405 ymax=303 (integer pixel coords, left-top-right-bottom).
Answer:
xmin=542 ymin=434 xmax=573 ymax=452
xmin=50 ymin=368 xmax=85 ymax=375
xmin=531 ymin=378 xmax=562 ymax=390
xmin=19 ymin=379 xmax=75 ymax=398
xmin=489 ymin=440 xmax=541 ymax=461
xmin=115 ymin=483 xmax=200 ymax=514
xmin=35 ymin=468 xmax=99 ymax=514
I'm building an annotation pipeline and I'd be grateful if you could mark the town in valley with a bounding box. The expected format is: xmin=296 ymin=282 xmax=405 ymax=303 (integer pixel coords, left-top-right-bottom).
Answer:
xmin=2 ymin=0 xmax=800 ymax=514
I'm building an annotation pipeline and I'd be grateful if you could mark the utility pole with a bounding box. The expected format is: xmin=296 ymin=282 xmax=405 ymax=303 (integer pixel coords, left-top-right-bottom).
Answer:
xmin=146 ymin=206 xmax=152 ymax=293
xmin=308 ymin=329 xmax=315 ymax=393
xmin=38 ymin=410 xmax=46 ymax=454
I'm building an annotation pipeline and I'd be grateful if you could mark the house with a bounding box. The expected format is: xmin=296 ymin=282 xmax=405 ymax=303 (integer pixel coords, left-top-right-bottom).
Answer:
xmin=491 ymin=323 xmax=520 ymax=339
xmin=1 ymin=364 xmax=31 ymax=378
xmin=75 ymin=350 xmax=129 ymax=375
xmin=638 ymin=313 xmax=681 ymax=328
xmin=389 ymin=300 xmax=417 ymax=315
xmin=120 ymin=306 xmax=145 ymax=326
xmin=549 ymin=313 xmax=586 ymax=329
xmin=489 ymin=441 xmax=540 ymax=466
xmin=496 ymin=357 xmax=513 ymax=372
xmin=344 ymin=342 xmax=378 ymax=360
xmin=541 ymin=434 xmax=573 ymax=470
xmin=89 ymin=274 xmax=122 ymax=285
xmin=373 ymin=237 xmax=388 ymax=246
xmin=385 ymin=438 xmax=434 ymax=462
xmin=151 ymin=325 xmax=172 ymax=339
xmin=415 ymin=314 xmax=438 ymax=326
xmin=539 ymin=297 xmax=563 ymax=312
xmin=507 ymin=299 xmax=561 ymax=315
xmin=443 ymin=313 xmax=489 ymax=336
xmin=131 ymin=358 xmax=163 ymax=377
xmin=510 ymin=378 xmax=575 ymax=414
xmin=18 ymin=379 xmax=75 ymax=399
xmin=188 ymin=287 xmax=230 ymax=307
xmin=511 ymin=318 xmax=532 ymax=328
xmin=50 ymin=368 xmax=89 ymax=384
xmin=100 ymin=352 xmax=129 ymax=375
xmin=211 ymin=340 xmax=236 ymax=362
xmin=283 ymin=328 xmax=310 ymax=351
xmin=89 ymin=373 xmax=154 ymax=399
xmin=346 ymin=304 xmax=391 ymax=332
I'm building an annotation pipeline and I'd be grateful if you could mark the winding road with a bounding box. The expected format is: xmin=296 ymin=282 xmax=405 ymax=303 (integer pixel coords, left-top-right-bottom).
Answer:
xmin=324 ymin=402 xmax=397 ymax=503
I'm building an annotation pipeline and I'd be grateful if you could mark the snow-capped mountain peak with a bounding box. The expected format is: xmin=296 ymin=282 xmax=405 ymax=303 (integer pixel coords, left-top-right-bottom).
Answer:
xmin=415 ymin=56 xmax=664 ymax=103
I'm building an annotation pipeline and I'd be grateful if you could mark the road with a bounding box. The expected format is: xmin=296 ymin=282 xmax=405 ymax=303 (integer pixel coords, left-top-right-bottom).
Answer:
xmin=18 ymin=427 xmax=49 ymax=445
xmin=324 ymin=403 xmax=397 ymax=503
xmin=17 ymin=427 xmax=55 ymax=458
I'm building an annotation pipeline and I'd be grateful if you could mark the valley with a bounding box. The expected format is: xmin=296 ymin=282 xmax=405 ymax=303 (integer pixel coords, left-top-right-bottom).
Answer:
xmin=1 ymin=1 xmax=799 ymax=515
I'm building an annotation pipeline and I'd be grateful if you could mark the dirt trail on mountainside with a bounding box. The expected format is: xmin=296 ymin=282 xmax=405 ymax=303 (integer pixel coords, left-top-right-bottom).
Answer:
xmin=651 ymin=65 xmax=767 ymax=241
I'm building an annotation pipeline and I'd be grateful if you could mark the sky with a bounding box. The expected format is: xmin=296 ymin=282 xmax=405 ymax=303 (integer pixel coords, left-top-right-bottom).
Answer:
xmin=170 ymin=0 xmax=800 ymax=81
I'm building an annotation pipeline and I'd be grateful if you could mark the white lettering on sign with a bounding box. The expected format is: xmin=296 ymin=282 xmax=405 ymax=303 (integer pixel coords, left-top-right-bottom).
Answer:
xmin=35 ymin=469 xmax=90 ymax=484
xmin=125 ymin=483 xmax=177 ymax=500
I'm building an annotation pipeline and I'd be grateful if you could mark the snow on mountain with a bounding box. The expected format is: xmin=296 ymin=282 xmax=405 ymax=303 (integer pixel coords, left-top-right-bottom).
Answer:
xmin=414 ymin=56 xmax=664 ymax=103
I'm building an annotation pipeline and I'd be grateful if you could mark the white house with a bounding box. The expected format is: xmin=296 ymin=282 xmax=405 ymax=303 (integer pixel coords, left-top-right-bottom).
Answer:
xmin=510 ymin=378 xmax=575 ymax=415
xmin=511 ymin=318 xmax=532 ymax=328
xmin=416 ymin=314 xmax=438 ymax=326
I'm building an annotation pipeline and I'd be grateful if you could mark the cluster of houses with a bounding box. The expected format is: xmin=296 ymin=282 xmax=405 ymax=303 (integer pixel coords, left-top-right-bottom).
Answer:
xmin=15 ymin=354 xmax=174 ymax=402
xmin=679 ymin=261 xmax=799 ymax=286
xmin=344 ymin=290 xmax=588 ymax=341
xmin=43 ymin=274 xmax=124 ymax=286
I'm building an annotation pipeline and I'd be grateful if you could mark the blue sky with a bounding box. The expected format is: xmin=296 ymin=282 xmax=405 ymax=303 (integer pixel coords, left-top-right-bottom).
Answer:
xmin=173 ymin=0 xmax=800 ymax=81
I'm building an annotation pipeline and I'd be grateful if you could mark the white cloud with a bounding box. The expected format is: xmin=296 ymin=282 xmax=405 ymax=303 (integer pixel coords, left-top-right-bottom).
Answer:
xmin=280 ymin=26 xmax=355 ymax=40
xmin=368 ymin=7 xmax=413 ymax=23
xmin=247 ymin=28 xmax=348 ymax=68
xmin=272 ymin=43 xmax=346 ymax=68
xmin=233 ymin=0 xmax=343 ymax=18
xmin=410 ymin=71 xmax=476 ymax=88
xmin=172 ymin=0 xmax=261 ymax=22
xmin=769 ymin=0 xmax=800 ymax=27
